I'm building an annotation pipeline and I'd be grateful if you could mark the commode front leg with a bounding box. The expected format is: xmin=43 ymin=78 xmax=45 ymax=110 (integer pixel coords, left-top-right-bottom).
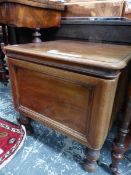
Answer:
xmin=18 ymin=113 xmax=33 ymax=134
xmin=84 ymin=148 xmax=100 ymax=172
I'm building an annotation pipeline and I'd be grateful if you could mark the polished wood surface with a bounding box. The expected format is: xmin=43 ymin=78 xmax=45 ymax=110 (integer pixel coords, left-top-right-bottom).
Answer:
xmin=63 ymin=0 xmax=124 ymax=18
xmin=0 ymin=0 xmax=64 ymax=28
xmin=5 ymin=40 xmax=131 ymax=172
xmin=5 ymin=40 xmax=131 ymax=70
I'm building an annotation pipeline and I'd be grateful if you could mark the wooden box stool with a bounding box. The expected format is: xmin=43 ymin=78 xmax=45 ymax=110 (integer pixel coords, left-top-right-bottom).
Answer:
xmin=5 ymin=40 xmax=131 ymax=172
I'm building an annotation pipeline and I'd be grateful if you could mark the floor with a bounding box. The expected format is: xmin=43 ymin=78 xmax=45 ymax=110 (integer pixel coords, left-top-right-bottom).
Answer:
xmin=0 ymin=83 xmax=131 ymax=175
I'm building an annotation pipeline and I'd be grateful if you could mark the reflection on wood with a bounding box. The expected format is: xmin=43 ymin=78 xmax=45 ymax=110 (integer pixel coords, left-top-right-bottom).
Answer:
xmin=0 ymin=0 xmax=64 ymax=28
xmin=63 ymin=0 xmax=125 ymax=17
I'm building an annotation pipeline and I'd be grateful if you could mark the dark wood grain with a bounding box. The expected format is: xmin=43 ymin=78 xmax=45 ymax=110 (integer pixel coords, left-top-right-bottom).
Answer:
xmin=0 ymin=2 xmax=64 ymax=28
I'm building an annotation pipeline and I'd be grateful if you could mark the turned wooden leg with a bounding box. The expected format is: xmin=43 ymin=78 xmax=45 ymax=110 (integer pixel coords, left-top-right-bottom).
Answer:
xmin=18 ymin=114 xmax=33 ymax=134
xmin=84 ymin=148 xmax=100 ymax=172
xmin=110 ymin=141 xmax=126 ymax=175
xmin=0 ymin=43 xmax=8 ymax=85
xmin=110 ymin=76 xmax=131 ymax=175
xmin=0 ymin=25 xmax=9 ymax=85
xmin=32 ymin=28 xmax=42 ymax=43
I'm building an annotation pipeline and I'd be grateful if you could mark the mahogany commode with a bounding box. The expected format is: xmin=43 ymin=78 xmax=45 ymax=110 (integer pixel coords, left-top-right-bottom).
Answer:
xmin=5 ymin=40 xmax=131 ymax=172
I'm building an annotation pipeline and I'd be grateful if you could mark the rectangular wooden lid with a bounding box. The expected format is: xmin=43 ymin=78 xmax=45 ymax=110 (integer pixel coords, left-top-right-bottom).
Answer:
xmin=5 ymin=40 xmax=131 ymax=70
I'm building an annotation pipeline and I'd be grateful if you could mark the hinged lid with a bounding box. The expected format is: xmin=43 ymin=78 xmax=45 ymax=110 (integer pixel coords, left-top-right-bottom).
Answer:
xmin=5 ymin=40 xmax=131 ymax=71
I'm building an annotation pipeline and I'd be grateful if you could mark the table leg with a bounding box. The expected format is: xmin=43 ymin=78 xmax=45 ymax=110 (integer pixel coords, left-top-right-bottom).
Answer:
xmin=110 ymin=77 xmax=131 ymax=175
xmin=84 ymin=148 xmax=100 ymax=172
xmin=0 ymin=25 xmax=9 ymax=85
xmin=18 ymin=114 xmax=33 ymax=135
xmin=32 ymin=28 xmax=42 ymax=43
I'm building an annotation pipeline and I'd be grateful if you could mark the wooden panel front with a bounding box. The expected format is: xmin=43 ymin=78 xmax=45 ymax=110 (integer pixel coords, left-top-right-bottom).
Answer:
xmin=8 ymin=58 xmax=118 ymax=149
xmin=17 ymin=67 xmax=91 ymax=135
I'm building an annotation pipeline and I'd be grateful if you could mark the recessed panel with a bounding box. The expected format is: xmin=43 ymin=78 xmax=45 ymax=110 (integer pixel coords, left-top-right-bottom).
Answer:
xmin=16 ymin=67 xmax=93 ymax=135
